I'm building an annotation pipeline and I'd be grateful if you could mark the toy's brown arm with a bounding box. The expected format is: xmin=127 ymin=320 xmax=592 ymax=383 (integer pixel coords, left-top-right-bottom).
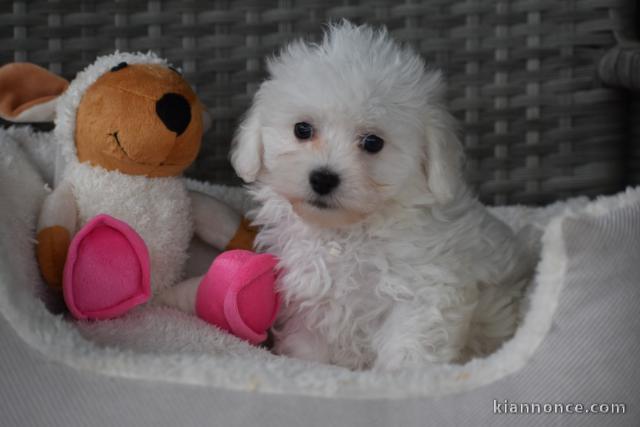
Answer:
xmin=189 ymin=191 xmax=257 ymax=252
xmin=225 ymin=216 xmax=258 ymax=251
xmin=36 ymin=181 xmax=77 ymax=289
xmin=37 ymin=226 xmax=70 ymax=289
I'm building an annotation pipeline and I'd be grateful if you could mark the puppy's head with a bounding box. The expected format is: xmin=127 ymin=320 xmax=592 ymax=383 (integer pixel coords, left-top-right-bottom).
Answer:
xmin=232 ymin=21 xmax=465 ymax=228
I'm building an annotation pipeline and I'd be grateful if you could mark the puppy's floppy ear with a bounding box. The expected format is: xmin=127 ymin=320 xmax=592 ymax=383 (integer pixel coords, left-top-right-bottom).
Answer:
xmin=422 ymin=107 xmax=466 ymax=204
xmin=231 ymin=103 xmax=263 ymax=183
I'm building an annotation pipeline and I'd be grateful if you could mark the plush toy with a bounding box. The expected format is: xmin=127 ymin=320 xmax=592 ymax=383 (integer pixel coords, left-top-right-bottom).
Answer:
xmin=0 ymin=53 xmax=279 ymax=345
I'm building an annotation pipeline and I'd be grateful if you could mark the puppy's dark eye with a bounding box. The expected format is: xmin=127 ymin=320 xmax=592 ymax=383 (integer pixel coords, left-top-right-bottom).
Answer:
xmin=110 ymin=62 xmax=128 ymax=72
xmin=361 ymin=134 xmax=384 ymax=153
xmin=294 ymin=122 xmax=314 ymax=140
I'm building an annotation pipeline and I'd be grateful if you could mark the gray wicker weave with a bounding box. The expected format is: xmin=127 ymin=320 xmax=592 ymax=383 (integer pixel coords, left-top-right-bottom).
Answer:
xmin=1 ymin=0 xmax=637 ymax=204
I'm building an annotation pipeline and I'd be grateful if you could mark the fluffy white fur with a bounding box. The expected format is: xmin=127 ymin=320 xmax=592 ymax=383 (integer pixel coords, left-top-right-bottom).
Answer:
xmin=232 ymin=22 xmax=534 ymax=370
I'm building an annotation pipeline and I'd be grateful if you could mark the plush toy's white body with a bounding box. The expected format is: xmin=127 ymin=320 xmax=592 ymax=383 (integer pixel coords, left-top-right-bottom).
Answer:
xmin=63 ymin=164 xmax=192 ymax=293
xmin=40 ymin=162 xmax=240 ymax=309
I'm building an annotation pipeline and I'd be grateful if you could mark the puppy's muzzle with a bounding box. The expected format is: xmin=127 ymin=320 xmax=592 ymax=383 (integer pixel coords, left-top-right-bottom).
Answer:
xmin=309 ymin=168 xmax=340 ymax=196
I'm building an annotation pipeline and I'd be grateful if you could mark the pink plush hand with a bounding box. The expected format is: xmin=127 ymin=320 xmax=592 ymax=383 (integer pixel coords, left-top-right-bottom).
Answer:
xmin=63 ymin=214 xmax=151 ymax=320
xmin=195 ymin=250 xmax=280 ymax=345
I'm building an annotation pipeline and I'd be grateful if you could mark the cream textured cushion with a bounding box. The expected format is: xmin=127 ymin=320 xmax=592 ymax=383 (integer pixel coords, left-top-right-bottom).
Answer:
xmin=1 ymin=130 xmax=638 ymax=426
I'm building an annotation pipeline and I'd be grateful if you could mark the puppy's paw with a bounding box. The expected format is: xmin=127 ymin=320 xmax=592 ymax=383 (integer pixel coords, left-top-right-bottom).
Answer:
xmin=374 ymin=339 xmax=462 ymax=371
xmin=373 ymin=346 xmax=428 ymax=371
xmin=274 ymin=329 xmax=331 ymax=364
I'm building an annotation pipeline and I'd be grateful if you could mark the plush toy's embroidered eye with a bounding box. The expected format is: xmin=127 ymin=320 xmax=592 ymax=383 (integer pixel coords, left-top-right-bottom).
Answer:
xmin=169 ymin=66 xmax=182 ymax=75
xmin=294 ymin=122 xmax=314 ymax=140
xmin=361 ymin=134 xmax=384 ymax=153
xmin=110 ymin=62 xmax=128 ymax=72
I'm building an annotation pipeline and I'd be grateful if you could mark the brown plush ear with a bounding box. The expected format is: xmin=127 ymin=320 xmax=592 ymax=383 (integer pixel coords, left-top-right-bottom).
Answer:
xmin=0 ymin=63 xmax=68 ymax=122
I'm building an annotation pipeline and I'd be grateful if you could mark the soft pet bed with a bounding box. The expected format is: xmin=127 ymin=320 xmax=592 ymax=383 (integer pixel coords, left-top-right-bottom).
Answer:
xmin=1 ymin=131 xmax=638 ymax=427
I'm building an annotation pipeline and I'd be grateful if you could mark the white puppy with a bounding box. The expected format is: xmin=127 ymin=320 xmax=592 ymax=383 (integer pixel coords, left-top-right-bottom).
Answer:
xmin=231 ymin=22 xmax=533 ymax=370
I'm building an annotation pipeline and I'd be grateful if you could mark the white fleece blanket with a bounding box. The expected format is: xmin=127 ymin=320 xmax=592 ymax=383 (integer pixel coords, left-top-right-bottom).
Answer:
xmin=1 ymin=128 xmax=638 ymax=403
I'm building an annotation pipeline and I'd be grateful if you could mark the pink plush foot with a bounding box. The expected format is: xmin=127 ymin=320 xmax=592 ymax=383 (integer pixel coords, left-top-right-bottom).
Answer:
xmin=63 ymin=214 xmax=151 ymax=320
xmin=196 ymin=250 xmax=279 ymax=345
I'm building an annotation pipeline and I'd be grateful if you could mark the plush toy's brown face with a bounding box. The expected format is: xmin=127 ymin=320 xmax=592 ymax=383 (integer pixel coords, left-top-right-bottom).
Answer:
xmin=75 ymin=62 xmax=203 ymax=177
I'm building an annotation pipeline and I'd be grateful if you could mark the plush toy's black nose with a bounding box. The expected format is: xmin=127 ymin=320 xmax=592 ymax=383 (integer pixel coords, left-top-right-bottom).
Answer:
xmin=309 ymin=168 xmax=341 ymax=195
xmin=155 ymin=93 xmax=191 ymax=136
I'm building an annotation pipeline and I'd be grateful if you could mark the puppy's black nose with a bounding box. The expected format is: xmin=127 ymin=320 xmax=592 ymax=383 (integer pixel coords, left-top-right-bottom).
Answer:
xmin=309 ymin=168 xmax=340 ymax=195
xmin=156 ymin=93 xmax=191 ymax=136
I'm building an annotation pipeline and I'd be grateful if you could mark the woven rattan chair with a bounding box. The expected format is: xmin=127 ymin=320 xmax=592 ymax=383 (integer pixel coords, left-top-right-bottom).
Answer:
xmin=1 ymin=3 xmax=640 ymax=426
xmin=1 ymin=0 xmax=638 ymax=205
